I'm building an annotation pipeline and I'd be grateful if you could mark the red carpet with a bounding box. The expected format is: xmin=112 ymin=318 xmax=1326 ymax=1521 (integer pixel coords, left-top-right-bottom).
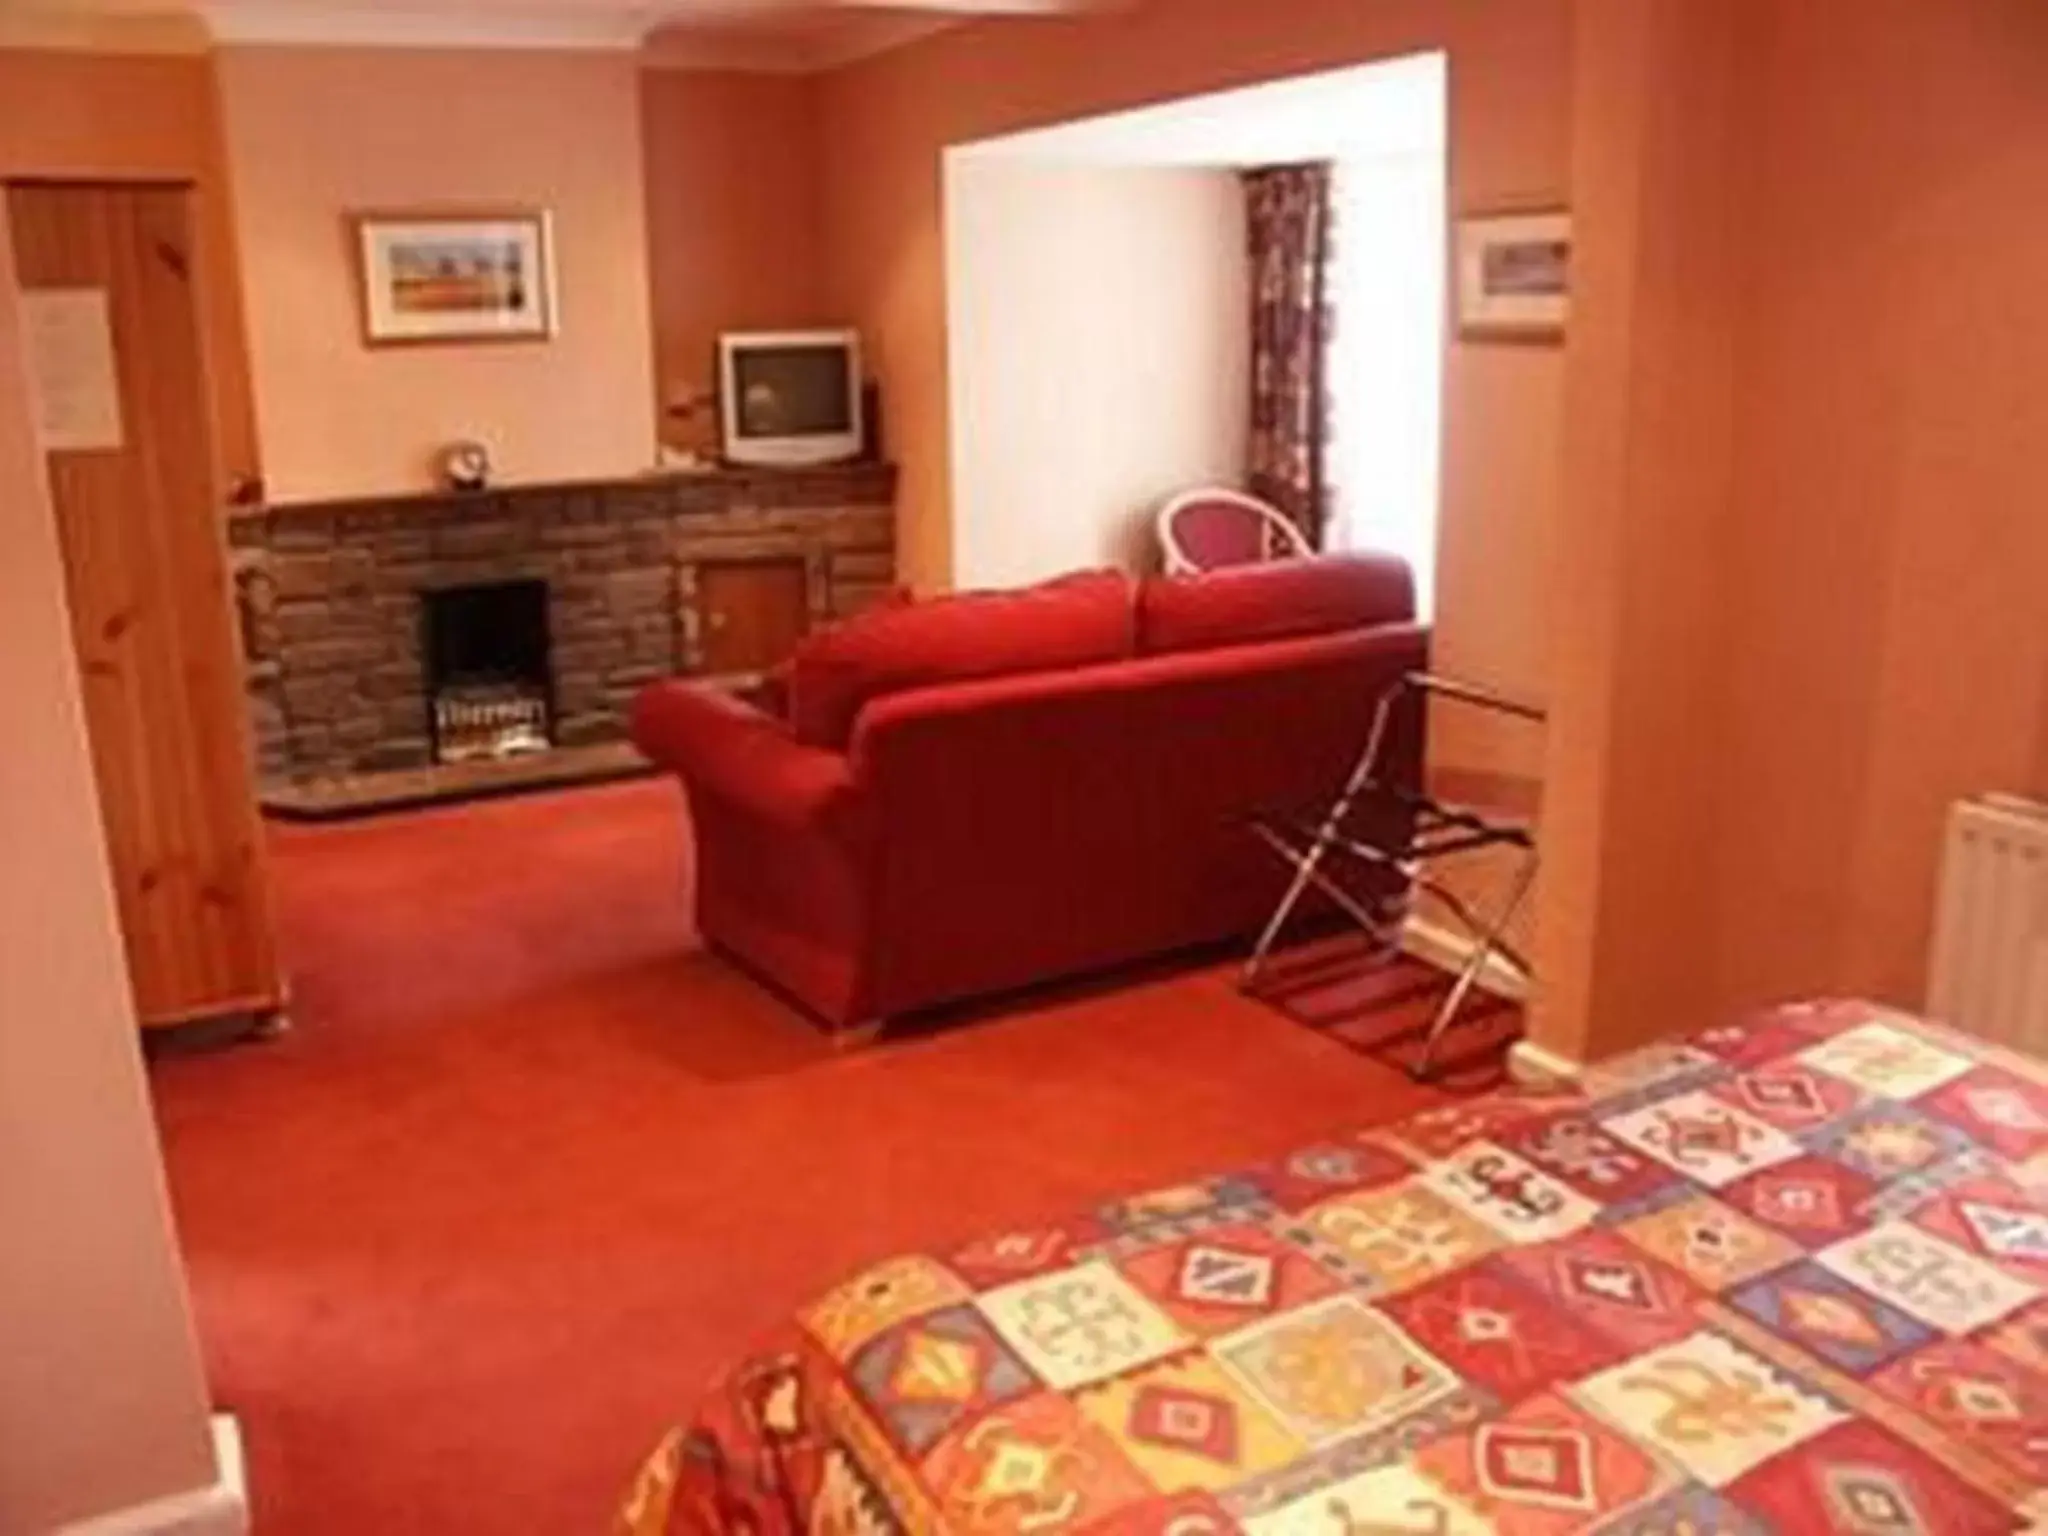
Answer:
xmin=148 ymin=779 xmax=1511 ymax=1535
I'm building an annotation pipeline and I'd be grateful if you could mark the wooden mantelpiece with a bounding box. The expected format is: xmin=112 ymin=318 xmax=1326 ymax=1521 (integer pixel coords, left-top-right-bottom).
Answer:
xmin=240 ymin=461 xmax=898 ymax=520
xmin=229 ymin=463 xmax=897 ymax=801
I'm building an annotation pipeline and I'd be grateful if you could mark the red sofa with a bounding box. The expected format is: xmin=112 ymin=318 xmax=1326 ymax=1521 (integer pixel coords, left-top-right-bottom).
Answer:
xmin=631 ymin=555 xmax=1427 ymax=1035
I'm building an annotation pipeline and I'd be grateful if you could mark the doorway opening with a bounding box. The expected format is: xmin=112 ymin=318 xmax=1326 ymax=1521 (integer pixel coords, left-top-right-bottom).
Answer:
xmin=942 ymin=52 xmax=1447 ymax=613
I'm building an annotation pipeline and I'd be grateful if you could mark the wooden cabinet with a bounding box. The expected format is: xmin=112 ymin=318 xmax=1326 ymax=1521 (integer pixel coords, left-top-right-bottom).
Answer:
xmin=695 ymin=557 xmax=811 ymax=676
xmin=8 ymin=181 xmax=282 ymax=1030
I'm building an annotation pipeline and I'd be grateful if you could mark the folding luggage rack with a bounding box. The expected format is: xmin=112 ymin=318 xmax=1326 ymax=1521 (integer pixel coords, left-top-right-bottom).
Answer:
xmin=1242 ymin=671 xmax=1545 ymax=1080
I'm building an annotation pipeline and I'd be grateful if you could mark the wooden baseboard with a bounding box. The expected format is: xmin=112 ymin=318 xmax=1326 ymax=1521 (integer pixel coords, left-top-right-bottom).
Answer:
xmin=141 ymin=993 xmax=283 ymax=1032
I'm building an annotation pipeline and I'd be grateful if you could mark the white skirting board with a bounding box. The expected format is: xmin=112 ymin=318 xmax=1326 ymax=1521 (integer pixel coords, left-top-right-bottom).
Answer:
xmin=1506 ymin=1036 xmax=1582 ymax=1087
xmin=1398 ymin=913 xmax=1530 ymax=1002
xmin=1398 ymin=915 xmax=1580 ymax=1085
xmin=55 ymin=1415 xmax=247 ymax=1536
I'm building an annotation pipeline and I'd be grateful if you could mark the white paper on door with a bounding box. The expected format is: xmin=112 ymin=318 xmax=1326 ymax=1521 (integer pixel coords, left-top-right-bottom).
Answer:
xmin=22 ymin=288 xmax=126 ymax=452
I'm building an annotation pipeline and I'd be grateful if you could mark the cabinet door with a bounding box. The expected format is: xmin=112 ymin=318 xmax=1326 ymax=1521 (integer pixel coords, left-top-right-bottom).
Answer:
xmin=8 ymin=181 xmax=281 ymax=1028
xmin=696 ymin=558 xmax=811 ymax=676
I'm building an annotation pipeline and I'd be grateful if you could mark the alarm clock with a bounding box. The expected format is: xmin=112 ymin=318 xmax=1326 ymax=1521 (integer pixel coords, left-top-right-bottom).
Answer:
xmin=439 ymin=439 xmax=492 ymax=492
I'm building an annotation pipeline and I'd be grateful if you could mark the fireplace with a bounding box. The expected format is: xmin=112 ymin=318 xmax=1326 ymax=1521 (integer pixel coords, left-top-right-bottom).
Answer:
xmin=422 ymin=579 xmax=553 ymax=764
xmin=232 ymin=466 xmax=899 ymax=806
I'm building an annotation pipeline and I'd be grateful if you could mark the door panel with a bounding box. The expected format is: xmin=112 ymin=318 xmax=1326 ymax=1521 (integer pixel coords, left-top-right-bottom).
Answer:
xmin=8 ymin=182 xmax=281 ymax=1027
xmin=696 ymin=558 xmax=810 ymax=676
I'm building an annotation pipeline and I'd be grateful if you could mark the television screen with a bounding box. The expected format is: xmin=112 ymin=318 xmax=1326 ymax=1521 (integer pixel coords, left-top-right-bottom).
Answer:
xmin=732 ymin=345 xmax=854 ymax=440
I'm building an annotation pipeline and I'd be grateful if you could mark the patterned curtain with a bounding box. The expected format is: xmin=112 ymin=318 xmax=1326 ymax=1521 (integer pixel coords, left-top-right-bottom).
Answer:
xmin=1244 ymin=162 xmax=1335 ymax=549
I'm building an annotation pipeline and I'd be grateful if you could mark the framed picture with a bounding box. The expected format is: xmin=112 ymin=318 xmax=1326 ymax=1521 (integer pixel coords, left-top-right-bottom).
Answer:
xmin=353 ymin=210 xmax=556 ymax=346
xmin=1455 ymin=208 xmax=1571 ymax=341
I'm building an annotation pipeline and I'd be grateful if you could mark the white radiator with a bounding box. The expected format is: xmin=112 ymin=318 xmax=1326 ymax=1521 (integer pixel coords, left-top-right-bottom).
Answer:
xmin=1928 ymin=794 xmax=2048 ymax=1051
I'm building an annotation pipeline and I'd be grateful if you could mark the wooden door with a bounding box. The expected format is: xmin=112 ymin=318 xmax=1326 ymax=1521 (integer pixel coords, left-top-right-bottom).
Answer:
xmin=696 ymin=557 xmax=811 ymax=676
xmin=8 ymin=181 xmax=282 ymax=1029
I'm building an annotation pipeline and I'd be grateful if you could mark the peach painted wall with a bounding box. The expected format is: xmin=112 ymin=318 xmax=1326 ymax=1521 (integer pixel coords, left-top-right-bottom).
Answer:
xmin=0 ymin=211 xmax=220 ymax=1535
xmin=1531 ymin=0 xmax=2048 ymax=1065
xmin=947 ymin=161 xmax=1249 ymax=587
xmin=217 ymin=46 xmax=656 ymax=500
xmin=1714 ymin=0 xmax=2048 ymax=1016
xmin=0 ymin=46 xmax=261 ymax=497
xmin=641 ymin=67 xmax=831 ymax=452
xmin=814 ymin=0 xmax=1574 ymax=668
xmin=1531 ymin=0 xmax=1744 ymax=1061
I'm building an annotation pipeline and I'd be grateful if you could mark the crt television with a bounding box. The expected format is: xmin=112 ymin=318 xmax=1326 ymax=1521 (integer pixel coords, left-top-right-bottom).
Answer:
xmin=718 ymin=329 xmax=863 ymax=467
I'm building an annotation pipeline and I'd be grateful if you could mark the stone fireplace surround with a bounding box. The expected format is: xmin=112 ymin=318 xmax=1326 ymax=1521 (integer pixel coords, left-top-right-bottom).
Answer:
xmin=229 ymin=463 xmax=896 ymax=796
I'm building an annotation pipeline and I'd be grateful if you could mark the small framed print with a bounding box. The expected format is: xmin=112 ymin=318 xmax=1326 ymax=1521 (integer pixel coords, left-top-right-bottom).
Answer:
xmin=1455 ymin=208 xmax=1571 ymax=342
xmin=354 ymin=210 xmax=556 ymax=346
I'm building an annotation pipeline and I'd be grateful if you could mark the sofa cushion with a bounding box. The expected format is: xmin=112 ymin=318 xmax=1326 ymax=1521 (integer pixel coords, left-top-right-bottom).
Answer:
xmin=1136 ymin=554 xmax=1415 ymax=657
xmin=787 ymin=570 xmax=1135 ymax=748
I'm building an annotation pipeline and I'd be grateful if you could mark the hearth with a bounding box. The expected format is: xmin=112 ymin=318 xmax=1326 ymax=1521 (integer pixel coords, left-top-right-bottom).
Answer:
xmin=423 ymin=579 xmax=553 ymax=764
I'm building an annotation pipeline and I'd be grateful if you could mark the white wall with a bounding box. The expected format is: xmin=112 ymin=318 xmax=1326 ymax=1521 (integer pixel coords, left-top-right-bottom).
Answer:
xmin=0 ymin=214 xmax=225 ymax=1534
xmin=946 ymin=160 xmax=1249 ymax=588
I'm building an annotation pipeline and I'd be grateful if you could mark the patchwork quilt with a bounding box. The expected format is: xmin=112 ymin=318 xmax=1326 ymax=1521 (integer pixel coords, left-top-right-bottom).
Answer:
xmin=614 ymin=1002 xmax=2048 ymax=1534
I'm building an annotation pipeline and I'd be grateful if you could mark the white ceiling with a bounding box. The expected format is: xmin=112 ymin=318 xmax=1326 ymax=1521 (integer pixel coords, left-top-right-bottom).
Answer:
xmin=13 ymin=0 xmax=1121 ymax=65
xmin=641 ymin=4 xmax=961 ymax=72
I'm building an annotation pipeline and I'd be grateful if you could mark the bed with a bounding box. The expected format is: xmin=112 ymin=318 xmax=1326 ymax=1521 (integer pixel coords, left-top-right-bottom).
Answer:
xmin=614 ymin=1002 xmax=2048 ymax=1534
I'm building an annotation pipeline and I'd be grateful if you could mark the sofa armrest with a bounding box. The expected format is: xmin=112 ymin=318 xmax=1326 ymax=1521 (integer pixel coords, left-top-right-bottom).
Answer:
xmin=631 ymin=681 xmax=859 ymax=835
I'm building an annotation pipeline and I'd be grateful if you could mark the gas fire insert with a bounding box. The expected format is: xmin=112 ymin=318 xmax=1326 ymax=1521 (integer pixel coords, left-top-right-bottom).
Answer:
xmin=421 ymin=579 xmax=553 ymax=764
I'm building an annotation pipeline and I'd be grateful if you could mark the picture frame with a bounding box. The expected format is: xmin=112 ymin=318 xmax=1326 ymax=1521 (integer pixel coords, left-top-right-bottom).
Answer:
xmin=353 ymin=209 xmax=557 ymax=346
xmin=1454 ymin=208 xmax=1571 ymax=342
